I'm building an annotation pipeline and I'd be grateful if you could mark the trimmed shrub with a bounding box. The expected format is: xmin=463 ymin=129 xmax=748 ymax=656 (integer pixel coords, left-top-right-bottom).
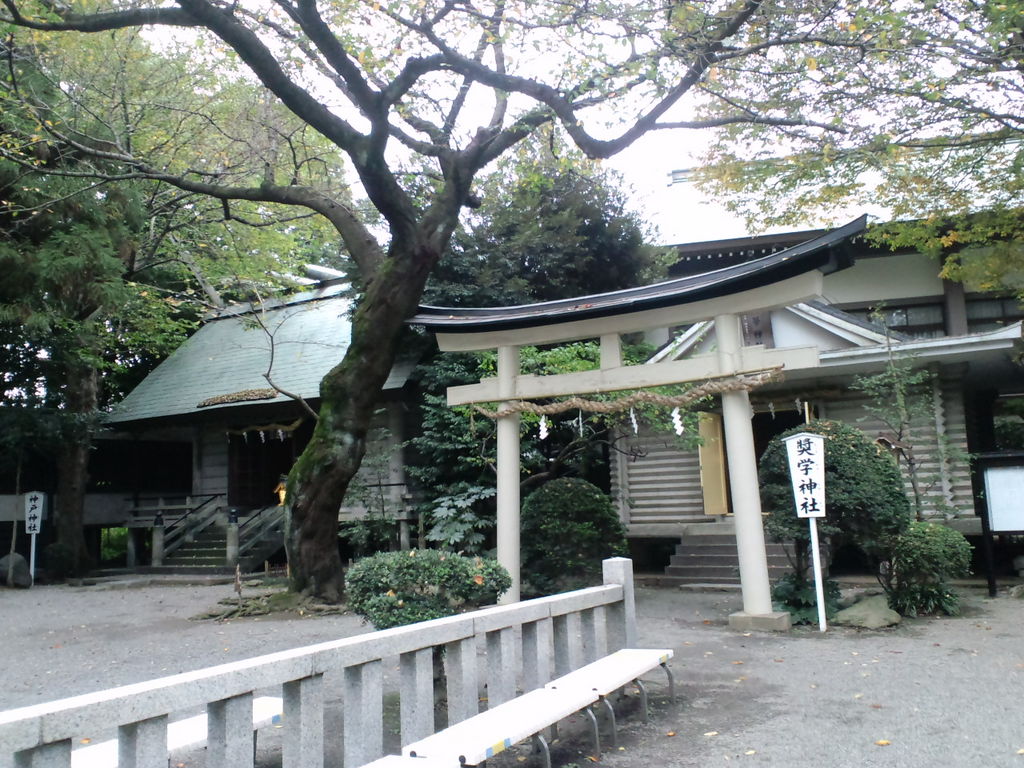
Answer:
xmin=760 ymin=420 xmax=912 ymax=576
xmin=344 ymin=549 xmax=510 ymax=629
xmin=885 ymin=521 xmax=972 ymax=616
xmin=520 ymin=477 xmax=628 ymax=595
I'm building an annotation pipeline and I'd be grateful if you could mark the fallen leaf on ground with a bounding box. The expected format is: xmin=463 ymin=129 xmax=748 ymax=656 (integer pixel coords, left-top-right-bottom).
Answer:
xmin=773 ymin=658 xmax=784 ymax=663
xmin=704 ymin=731 xmax=719 ymax=737
xmin=732 ymin=661 xmax=744 ymax=665
xmin=79 ymin=738 xmax=91 ymax=745
xmin=875 ymin=740 xmax=891 ymax=746
xmin=853 ymin=693 xmax=863 ymax=699
xmin=745 ymin=750 xmax=756 ymax=755
xmin=666 ymin=731 xmax=676 ymax=737
xmin=871 ymin=704 xmax=883 ymax=709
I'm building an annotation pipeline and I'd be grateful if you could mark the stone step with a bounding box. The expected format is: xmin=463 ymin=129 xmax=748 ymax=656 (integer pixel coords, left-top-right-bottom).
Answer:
xmin=669 ymin=552 xmax=792 ymax=567
xmin=164 ymin=556 xmax=228 ymax=566
xmin=663 ymin=564 xmax=794 ymax=583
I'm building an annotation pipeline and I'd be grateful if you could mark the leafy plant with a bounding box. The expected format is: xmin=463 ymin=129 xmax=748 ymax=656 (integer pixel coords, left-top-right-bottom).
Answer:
xmin=424 ymin=484 xmax=496 ymax=554
xmin=344 ymin=550 xmax=511 ymax=629
xmin=884 ymin=521 xmax=972 ymax=616
xmin=771 ymin=572 xmax=841 ymax=625
xmin=520 ymin=477 xmax=628 ymax=596
xmin=760 ymin=420 xmax=912 ymax=578
xmin=338 ymin=513 xmax=397 ymax=559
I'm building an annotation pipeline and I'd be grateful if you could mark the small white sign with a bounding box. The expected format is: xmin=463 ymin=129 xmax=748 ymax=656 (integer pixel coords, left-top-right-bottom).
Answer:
xmin=784 ymin=433 xmax=825 ymax=518
xmin=24 ymin=491 xmax=45 ymax=534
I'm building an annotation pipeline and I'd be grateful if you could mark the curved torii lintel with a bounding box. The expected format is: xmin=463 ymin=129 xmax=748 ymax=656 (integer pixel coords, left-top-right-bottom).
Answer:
xmin=410 ymin=215 xmax=867 ymax=351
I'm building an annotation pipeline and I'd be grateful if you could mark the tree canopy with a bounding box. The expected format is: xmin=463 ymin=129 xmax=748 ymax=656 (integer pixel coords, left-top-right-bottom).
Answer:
xmin=694 ymin=0 xmax=1024 ymax=274
xmin=0 ymin=0 xmax=884 ymax=598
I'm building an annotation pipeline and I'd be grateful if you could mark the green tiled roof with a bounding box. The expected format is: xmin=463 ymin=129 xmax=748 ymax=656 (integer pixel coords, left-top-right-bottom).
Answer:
xmin=107 ymin=287 xmax=410 ymax=425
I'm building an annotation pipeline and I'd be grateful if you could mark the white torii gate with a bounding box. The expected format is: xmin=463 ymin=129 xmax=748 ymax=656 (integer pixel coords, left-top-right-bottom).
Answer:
xmin=412 ymin=217 xmax=866 ymax=631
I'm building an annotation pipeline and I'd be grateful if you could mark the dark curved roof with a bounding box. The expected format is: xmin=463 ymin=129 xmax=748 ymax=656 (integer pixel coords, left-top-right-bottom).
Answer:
xmin=410 ymin=215 xmax=868 ymax=333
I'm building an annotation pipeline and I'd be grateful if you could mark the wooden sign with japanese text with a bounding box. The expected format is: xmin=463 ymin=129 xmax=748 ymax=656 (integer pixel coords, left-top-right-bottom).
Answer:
xmin=784 ymin=433 xmax=825 ymax=518
xmin=24 ymin=491 xmax=45 ymax=534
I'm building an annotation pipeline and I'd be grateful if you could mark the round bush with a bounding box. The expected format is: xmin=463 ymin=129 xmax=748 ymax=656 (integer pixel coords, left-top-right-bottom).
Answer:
xmin=887 ymin=521 xmax=972 ymax=616
xmin=344 ymin=550 xmax=511 ymax=629
xmin=520 ymin=477 xmax=628 ymax=595
xmin=760 ymin=420 xmax=912 ymax=576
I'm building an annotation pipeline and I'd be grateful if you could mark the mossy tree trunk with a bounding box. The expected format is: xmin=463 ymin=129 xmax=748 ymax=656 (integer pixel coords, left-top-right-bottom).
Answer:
xmin=284 ymin=234 xmax=447 ymax=600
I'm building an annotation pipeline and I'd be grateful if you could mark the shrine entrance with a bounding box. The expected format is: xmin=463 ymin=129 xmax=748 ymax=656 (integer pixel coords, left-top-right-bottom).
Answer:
xmin=412 ymin=217 xmax=866 ymax=630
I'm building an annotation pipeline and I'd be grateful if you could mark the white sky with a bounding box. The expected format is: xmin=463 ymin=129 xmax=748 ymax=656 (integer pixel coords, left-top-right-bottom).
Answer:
xmin=605 ymin=131 xmax=887 ymax=247
xmin=604 ymin=131 xmax=746 ymax=246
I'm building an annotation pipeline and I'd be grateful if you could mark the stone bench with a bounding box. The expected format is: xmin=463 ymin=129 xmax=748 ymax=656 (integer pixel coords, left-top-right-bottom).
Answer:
xmin=402 ymin=648 xmax=674 ymax=768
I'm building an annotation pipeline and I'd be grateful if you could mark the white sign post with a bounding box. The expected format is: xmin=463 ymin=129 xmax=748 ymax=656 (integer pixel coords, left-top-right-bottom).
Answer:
xmin=23 ymin=491 xmax=45 ymax=585
xmin=783 ymin=433 xmax=827 ymax=632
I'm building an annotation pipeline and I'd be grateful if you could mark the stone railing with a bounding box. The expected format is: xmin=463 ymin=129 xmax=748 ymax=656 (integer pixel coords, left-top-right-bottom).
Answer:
xmin=1 ymin=558 xmax=637 ymax=768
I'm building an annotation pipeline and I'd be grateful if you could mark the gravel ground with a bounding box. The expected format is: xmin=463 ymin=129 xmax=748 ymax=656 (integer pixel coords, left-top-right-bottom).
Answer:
xmin=1 ymin=577 xmax=1022 ymax=767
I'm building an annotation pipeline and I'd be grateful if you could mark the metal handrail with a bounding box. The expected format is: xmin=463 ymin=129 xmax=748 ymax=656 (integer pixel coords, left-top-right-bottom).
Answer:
xmin=162 ymin=495 xmax=222 ymax=557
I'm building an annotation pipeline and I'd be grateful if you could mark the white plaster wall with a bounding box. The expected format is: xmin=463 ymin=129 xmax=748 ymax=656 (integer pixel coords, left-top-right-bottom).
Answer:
xmin=770 ymin=309 xmax=852 ymax=353
xmin=822 ymin=252 xmax=944 ymax=304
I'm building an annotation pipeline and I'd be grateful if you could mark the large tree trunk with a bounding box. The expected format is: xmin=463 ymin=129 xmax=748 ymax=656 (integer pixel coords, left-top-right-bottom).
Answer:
xmin=285 ymin=240 xmax=439 ymax=601
xmin=53 ymin=364 xmax=98 ymax=577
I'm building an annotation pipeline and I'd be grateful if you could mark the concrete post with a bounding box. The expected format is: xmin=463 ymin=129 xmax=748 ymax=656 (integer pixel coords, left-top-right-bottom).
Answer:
xmin=496 ymin=345 xmax=521 ymax=604
xmin=151 ymin=513 xmax=164 ymax=567
xmin=714 ymin=313 xmax=790 ymax=631
xmin=602 ymin=556 xmax=637 ymax=650
xmin=226 ymin=511 xmax=239 ymax=569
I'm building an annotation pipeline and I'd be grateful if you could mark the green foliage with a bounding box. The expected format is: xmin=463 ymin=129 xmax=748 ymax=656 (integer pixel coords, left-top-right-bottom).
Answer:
xmin=696 ymin=1 xmax=1024 ymax=273
xmin=344 ymin=550 xmax=511 ymax=629
xmin=771 ymin=572 xmax=842 ymax=625
xmin=425 ymin=131 xmax=664 ymax=308
xmin=99 ymin=527 xmax=129 ymax=563
xmin=761 ymin=421 xmax=912 ymax=576
xmin=520 ymin=478 xmax=628 ymax=595
xmin=884 ymin=521 xmax=972 ymax=617
xmin=338 ymin=513 xmax=397 ymax=559
xmin=424 ymin=484 xmax=496 ymax=554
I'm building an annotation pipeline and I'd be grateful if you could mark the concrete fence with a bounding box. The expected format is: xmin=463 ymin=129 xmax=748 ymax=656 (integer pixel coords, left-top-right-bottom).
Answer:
xmin=1 ymin=557 xmax=637 ymax=768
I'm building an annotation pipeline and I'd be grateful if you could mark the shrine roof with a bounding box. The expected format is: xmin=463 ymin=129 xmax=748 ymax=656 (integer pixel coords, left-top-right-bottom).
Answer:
xmin=411 ymin=215 xmax=867 ymax=334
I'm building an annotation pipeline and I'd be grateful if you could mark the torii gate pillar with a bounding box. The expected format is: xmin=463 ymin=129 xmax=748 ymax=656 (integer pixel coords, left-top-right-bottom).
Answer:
xmin=715 ymin=313 xmax=791 ymax=631
xmin=496 ymin=345 xmax=521 ymax=604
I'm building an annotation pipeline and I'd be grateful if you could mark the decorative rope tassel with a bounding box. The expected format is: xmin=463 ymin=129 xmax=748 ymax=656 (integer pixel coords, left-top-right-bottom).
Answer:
xmin=539 ymin=414 xmax=549 ymax=440
xmin=577 ymin=410 xmax=584 ymax=437
xmin=630 ymin=407 xmax=639 ymax=435
xmin=769 ymin=401 xmax=776 ymax=420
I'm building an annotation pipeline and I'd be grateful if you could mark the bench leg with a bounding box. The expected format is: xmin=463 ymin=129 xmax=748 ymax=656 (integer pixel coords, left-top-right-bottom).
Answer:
xmin=531 ymin=734 xmax=552 ymax=768
xmin=599 ymin=697 xmax=618 ymax=749
xmin=635 ymin=679 xmax=650 ymax=723
xmin=661 ymin=662 xmax=676 ymax=703
xmin=584 ymin=706 xmax=601 ymax=758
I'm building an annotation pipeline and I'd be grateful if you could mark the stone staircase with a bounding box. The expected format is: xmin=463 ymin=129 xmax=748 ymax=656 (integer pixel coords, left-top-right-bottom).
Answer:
xmin=160 ymin=527 xmax=233 ymax=574
xmin=151 ymin=506 xmax=285 ymax=575
xmin=647 ymin=522 xmax=796 ymax=586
